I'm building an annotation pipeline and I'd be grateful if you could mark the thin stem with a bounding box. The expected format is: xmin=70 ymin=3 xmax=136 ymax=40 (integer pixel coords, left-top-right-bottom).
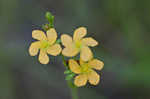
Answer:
xmin=43 ymin=11 xmax=79 ymax=98
xmin=67 ymin=80 xmax=79 ymax=99
xmin=61 ymin=55 xmax=79 ymax=99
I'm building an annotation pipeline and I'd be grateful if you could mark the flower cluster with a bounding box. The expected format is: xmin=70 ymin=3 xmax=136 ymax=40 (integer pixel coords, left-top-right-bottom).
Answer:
xmin=29 ymin=25 xmax=104 ymax=87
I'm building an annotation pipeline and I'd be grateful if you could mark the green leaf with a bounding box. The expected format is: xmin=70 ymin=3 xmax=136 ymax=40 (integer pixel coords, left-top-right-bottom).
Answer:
xmin=65 ymin=73 xmax=75 ymax=80
xmin=64 ymin=70 xmax=72 ymax=74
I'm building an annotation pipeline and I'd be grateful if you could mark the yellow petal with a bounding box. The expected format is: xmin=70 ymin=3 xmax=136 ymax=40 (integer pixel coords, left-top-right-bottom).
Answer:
xmin=62 ymin=47 xmax=79 ymax=57
xmin=79 ymin=59 xmax=84 ymax=66
xmin=38 ymin=50 xmax=49 ymax=64
xmin=32 ymin=30 xmax=47 ymax=41
xmin=88 ymin=59 xmax=104 ymax=70
xmin=73 ymin=27 xmax=87 ymax=41
xmin=74 ymin=74 xmax=88 ymax=87
xmin=69 ymin=59 xmax=81 ymax=74
xmin=80 ymin=46 xmax=93 ymax=62
xmin=47 ymin=44 xmax=62 ymax=56
xmin=88 ymin=70 xmax=100 ymax=85
xmin=61 ymin=34 xmax=73 ymax=47
xmin=82 ymin=37 xmax=98 ymax=47
xmin=29 ymin=41 xmax=41 ymax=56
xmin=46 ymin=28 xmax=57 ymax=45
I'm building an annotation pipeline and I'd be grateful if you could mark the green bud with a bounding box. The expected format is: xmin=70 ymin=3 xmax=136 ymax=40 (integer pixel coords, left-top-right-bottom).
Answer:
xmin=42 ymin=24 xmax=49 ymax=31
xmin=45 ymin=12 xmax=52 ymax=22
xmin=45 ymin=11 xmax=54 ymax=28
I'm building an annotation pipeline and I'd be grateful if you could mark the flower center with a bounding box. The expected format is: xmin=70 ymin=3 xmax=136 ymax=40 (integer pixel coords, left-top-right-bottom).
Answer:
xmin=40 ymin=40 xmax=51 ymax=49
xmin=81 ymin=63 xmax=91 ymax=73
xmin=75 ymin=40 xmax=82 ymax=49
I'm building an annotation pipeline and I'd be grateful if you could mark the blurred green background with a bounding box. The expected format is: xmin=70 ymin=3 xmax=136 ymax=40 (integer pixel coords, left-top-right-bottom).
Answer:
xmin=0 ymin=0 xmax=150 ymax=99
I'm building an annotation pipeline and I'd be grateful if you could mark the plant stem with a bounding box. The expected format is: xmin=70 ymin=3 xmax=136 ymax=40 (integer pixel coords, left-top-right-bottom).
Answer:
xmin=61 ymin=55 xmax=79 ymax=99
xmin=67 ymin=80 xmax=79 ymax=99
xmin=44 ymin=11 xmax=79 ymax=98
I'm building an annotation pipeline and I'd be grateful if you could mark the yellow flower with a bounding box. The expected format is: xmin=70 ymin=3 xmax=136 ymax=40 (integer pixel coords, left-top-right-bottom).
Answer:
xmin=29 ymin=28 xmax=62 ymax=64
xmin=61 ymin=27 xmax=98 ymax=62
xmin=69 ymin=59 xmax=104 ymax=87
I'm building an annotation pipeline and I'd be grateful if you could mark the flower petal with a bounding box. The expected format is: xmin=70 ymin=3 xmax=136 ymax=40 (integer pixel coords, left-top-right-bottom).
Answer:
xmin=73 ymin=27 xmax=87 ymax=41
xmin=88 ymin=70 xmax=100 ymax=85
xmin=82 ymin=37 xmax=98 ymax=47
xmin=88 ymin=59 xmax=104 ymax=70
xmin=62 ymin=47 xmax=79 ymax=57
xmin=32 ymin=30 xmax=47 ymax=41
xmin=74 ymin=74 xmax=88 ymax=87
xmin=47 ymin=44 xmax=62 ymax=56
xmin=61 ymin=34 xmax=73 ymax=47
xmin=80 ymin=46 xmax=93 ymax=62
xmin=46 ymin=28 xmax=57 ymax=45
xmin=39 ymin=50 xmax=49 ymax=64
xmin=69 ymin=59 xmax=81 ymax=74
xmin=79 ymin=59 xmax=85 ymax=66
xmin=29 ymin=41 xmax=41 ymax=56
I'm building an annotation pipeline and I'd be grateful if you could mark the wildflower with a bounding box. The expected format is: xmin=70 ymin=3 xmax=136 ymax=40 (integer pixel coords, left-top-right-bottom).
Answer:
xmin=29 ymin=28 xmax=62 ymax=64
xmin=69 ymin=59 xmax=104 ymax=87
xmin=61 ymin=27 xmax=98 ymax=61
